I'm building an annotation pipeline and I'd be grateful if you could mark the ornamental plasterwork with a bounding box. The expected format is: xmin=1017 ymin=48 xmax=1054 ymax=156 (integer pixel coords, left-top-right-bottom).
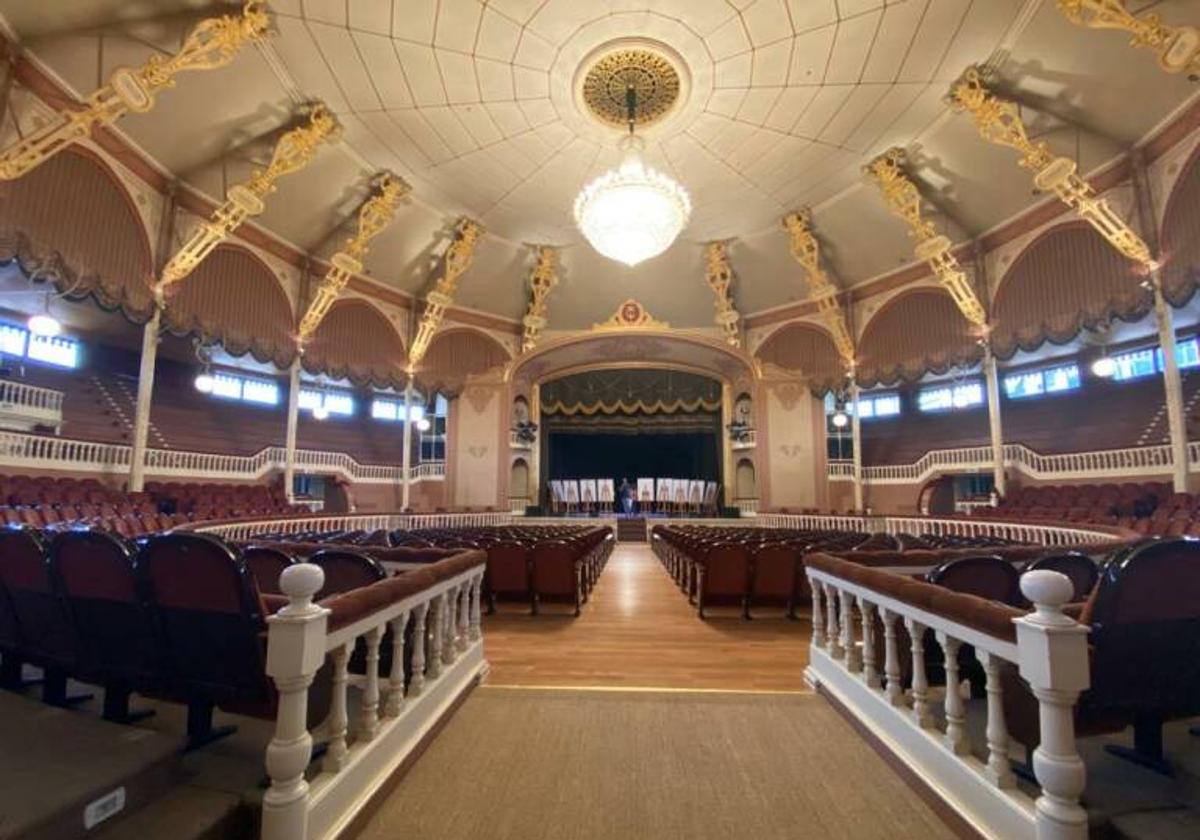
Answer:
xmin=581 ymin=48 xmax=681 ymax=128
xmin=592 ymin=299 xmax=670 ymax=330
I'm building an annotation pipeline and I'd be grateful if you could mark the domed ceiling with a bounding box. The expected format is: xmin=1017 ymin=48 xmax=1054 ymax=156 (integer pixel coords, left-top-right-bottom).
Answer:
xmin=2 ymin=0 xmax=1198 ymax=329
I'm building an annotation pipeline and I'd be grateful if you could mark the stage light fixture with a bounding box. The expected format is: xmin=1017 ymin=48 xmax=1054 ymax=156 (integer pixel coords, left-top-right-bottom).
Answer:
xmin=1091 ymin=355 xmax=1116 ymax=378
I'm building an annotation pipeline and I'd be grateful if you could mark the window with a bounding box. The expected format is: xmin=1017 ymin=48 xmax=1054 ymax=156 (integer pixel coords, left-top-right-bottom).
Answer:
xmin=0 ymin=324 xmax=27 ymax=357
xmin=918 ymin=381 xmax=983 ymax=413
xmin=27 ymin=334 xmax=80 ymax=368
xmin=420 ymin=393 xmax=449 ymax=462
xmin=1155 ymin=337 xmax=1200 ymax=372
xmin=1112 ymin=347 xmax=1156 ymax=381
xmin=372 ymin=397 xmax=417 ymax=422
xmin=300 ymin=388 xmax=354 ymax=417
xmin=871 ymin=394 xmax=901 ymax=417
xmin=242 ymin=378 xmax=280 ymax=406
xmin=1003 ymin=363 xmax=1080 ymax=399
xmin=824 ymin=391 xmax=900 ymax=421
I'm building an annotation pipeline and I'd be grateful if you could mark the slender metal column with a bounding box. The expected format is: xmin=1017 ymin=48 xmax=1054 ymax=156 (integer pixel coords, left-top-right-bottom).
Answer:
xmin=128 ymin=307 xmax=161 ymax=492
xmin=401 ymin=377 xmax=414 ymax=511
xmin=283 ymin=359 xmax=301 ymax=503
xmin=1154 ymin=280 xmax=1189 ymax=491
xmin=983 ymin=346 xmax=1006 ymax=497
xmin=850 ymin=383 xmax=864 ymax=511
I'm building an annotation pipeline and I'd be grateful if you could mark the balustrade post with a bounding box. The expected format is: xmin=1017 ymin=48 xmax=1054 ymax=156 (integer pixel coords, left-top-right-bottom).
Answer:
xmin=384 ymin=612 xmax=409 ymax=718
xmin=881 ymin=609 xmax=904 ymax=707
xmin=428 ymin=595 xmax=444 ymax=679
xmin=1016 ymin=571 xmax=1090 ymax=840
xmin=809 ymin=575 xmax=825 ymax=648
xmin=859 ymin=598 xmax=880 ymax=688
xmin=442 ymin=587 xmax=459 ymax=663
xmin=323 ymin=642 xmax=351 ymax=772
xmin=840 ymin=588 xmax=862 ymax=672
xmin=262 ymin=565 xmax=329 ymax=840
xmin=468 ymin=573 xmax=482 ymax=641
xmin=937 ymin=633 xmax=969 ymax=756
xmin=904 ymin=618 xmax=935 ymax=728
xmin=977 ymin=650 xmax=1016 ymax=790
xmin=356 ymin=625 xmax=383 ymax=741
xmin=456 ymin=582 xmax=470 ymax=652
xmin=824 ymin=582 xmax=844 ymax=658
xmin=410 ymin=603 xmax=429 ymax=695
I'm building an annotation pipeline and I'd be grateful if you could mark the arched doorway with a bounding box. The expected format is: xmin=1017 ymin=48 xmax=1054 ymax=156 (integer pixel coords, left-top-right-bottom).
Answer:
xmin=735 ymin=459 xmax=756 ymax=502
xmin=510 ymin=458 xmax=531 ymax=508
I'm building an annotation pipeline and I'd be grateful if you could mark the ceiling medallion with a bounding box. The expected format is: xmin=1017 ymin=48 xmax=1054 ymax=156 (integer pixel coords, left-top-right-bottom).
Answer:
xmin=581 ymin=49 xmax=681 ymax=128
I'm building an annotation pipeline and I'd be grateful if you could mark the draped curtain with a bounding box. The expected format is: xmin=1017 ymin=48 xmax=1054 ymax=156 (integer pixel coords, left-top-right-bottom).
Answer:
xmin=990 ymin=223 xmax=1151 ymax=360
xmin=540 ymin=369 xmax=722 ymax=416
xmin=0 ymin=147 xmax=155 ymax=320
xmin=416 ymin=329 xmax=510 ymax=396
xmin=302 ymin=298 xmax=407 ymax=388
xmin=1162 ymin=149 xmax=1200 ymax=307
xmin=754 ymin=322 xmax=845 ymax=395
xmin=856 ymin=288 xmax=983 ymax=387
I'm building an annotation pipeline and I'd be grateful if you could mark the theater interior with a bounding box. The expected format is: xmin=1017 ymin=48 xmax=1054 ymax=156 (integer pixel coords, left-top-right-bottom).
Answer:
xmin=3 ymin=1 xmax=1200 ymax=838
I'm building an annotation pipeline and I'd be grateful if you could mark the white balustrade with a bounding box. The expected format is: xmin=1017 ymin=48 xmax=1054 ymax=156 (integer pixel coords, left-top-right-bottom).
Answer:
xmin=191 ymin=510 xmax=514 ymax=542
xmin=731 ymin=429 xmax=757 ymax=450
xmin=0 ymin=380 xmax=64 ymax=433
xmin=805 ymin=565 xmax=1090 ymax=840
xmin=756 ymin=512 xmax=1121 ymax=547
xmin=829 ymin=441 xmax=1186 ymax=485
xmin=262 ymin=560 xmax=487 ymax=840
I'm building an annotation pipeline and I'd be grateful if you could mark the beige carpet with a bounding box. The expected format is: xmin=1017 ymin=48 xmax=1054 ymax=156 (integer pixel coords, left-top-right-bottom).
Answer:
xmin=353 ymin=687 xmax=959 ymax=840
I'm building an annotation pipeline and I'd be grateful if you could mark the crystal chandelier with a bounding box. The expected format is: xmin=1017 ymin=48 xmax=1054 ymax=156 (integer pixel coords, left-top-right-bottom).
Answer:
xmin=573 ymin=84 xmax=690 ymax=267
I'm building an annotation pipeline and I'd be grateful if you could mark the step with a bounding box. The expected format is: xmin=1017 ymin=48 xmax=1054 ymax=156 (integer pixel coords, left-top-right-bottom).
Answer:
xmin=1111 ymin=808 xmax=1200 ymax=840
xmin=89 ymin=786 xmax=248 ymax=840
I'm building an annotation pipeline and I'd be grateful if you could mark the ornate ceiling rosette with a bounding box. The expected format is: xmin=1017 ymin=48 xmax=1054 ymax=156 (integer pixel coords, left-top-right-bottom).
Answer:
xmin=581 ymin=47 xmax=682 ymax=129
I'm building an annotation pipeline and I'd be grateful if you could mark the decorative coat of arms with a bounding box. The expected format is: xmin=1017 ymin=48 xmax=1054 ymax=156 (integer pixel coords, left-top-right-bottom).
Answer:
xmin=593 ymin=299 xmax=669 ymax=330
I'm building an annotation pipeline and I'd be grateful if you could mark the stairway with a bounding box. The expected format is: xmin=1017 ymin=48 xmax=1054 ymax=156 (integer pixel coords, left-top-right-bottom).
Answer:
xmin=616 ymin=517 xmax=647 ymax=542
xmin=108 ymin=375 xmax=169 ymax=449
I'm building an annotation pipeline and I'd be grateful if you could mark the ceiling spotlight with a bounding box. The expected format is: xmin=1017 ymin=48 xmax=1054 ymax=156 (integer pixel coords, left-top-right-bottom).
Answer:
xmin=312 ymin=403 xmax=330 ymax=421
xmin=416 ymin=417 xmax=431 ymax=432
xmin=831 ymin=410 xmax=849 ymax=429
xmin=1091 ymin=355 xmax=1116 ymax=378
xmin=194 ymin=372 xmax=215 ymax=393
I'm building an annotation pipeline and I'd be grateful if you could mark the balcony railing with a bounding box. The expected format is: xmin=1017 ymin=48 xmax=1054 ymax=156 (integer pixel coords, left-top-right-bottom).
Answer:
xmin=805 ymin=558 xmax=1089 ymax=840
xmin=731 ymin=429 xmax=757 ymax=449
xmin=0 ymin=380 xmax=64 ymax=433
xmin=192 ymin=510 xmax=512 ymax=542
xmin=757 ymin=512 xmax=1124 ymax=547
xmin=0 ymin=429 xmax=445 ymax=485
xmin=827 ymin=442 xmax=1184 ymax=484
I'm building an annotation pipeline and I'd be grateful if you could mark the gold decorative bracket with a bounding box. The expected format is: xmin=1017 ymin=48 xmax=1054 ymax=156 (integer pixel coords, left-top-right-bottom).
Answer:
xmin=704 ymin=242 xmax=742 ymax=348
xmin=1058 ymin=0 xmax=1200 ymax=75
xmin=297 ymin=173 xmax=409 ymax=344
xmin=521 ymin=246 xmax=558 ymax=353
xmin=0 ymin=1 xmax=270 ymax=181
xmin=592 ymin=299 xmax=669 ymax=331
xmin=948 ymin=66 xmax=1151 ymax=265
xmin=408 ymin=218 xmax=484 ymax=369
xmin=157 ymin=104 xmax=340 ymax=294
xmin=781 ymin=211 xmax=856 ymax=367
xmin=864 ymin=148 xmax=987 ymax=327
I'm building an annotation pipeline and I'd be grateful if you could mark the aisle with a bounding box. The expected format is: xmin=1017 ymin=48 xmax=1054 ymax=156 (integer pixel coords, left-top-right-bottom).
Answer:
xmin=482 ymin=543 xmax=812 ymax=691
xmin=352 ymin=687 xmax=958 ymax=840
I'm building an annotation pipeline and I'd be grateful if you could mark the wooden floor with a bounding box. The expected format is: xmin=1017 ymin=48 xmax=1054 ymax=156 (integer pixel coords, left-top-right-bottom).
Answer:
xmin=481 ymin=543 xmax=813 ymax=691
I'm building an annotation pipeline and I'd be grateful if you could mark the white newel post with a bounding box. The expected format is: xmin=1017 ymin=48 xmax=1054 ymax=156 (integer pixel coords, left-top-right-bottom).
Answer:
xmin=1015 ymin=571 xmax=1091 ymax=840
xmin=401 ymin=378 xmax=414 ymax=511
xmin=284 ymin=360 xmax=301 ymax=504
xmin=128 ymin=307 xmax=161 ymax=492
xmin=262 ymin=564 xmax=330 ymax=840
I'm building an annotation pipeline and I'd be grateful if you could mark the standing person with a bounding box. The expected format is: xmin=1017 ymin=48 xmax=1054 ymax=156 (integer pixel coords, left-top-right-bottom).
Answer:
xmin=619 ymin=478 xmax=634 ymax=516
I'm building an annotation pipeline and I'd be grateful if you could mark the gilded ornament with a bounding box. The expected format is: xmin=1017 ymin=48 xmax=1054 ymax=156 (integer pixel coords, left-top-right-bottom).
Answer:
xmin=582 ymin=49 xmax=681 ymax=128
xmin=864 ymin=148 xmax=987 ymax=327
xmin=703 ymin=242 xmax=742 ymax=348
xmin=0 ymin=1 xmax=270 ymax=180
xmin=408 ymin=218 xmax=485 ymax=369
xmin=1058 ymin=0 xmax=1200 ymax=75
xmin=522 ymin=246 xmax=559 ymax=353
xmin=780 ymin=211 xmax=856 ymax=367
xmin=592 ymin=299 xmax=670 ymax=330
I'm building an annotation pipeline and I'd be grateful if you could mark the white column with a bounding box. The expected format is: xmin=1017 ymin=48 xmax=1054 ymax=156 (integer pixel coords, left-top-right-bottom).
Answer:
xmin=284 ymin=359 xmax=301 ymax=504
xmin=1153 ymin=279 xmax=1189 ymax=492
xmin=128 ymin=306 xmax=161 ymax=492
xmin=850 ymin=383 xmax=864 ymax=511
xmin=983 ymin=345 xmax=1007 ymax=497
xmin=721 ymin=381 xmax=735 ymax=507
xmin=401 ymin=377 xmax=415 ymax=511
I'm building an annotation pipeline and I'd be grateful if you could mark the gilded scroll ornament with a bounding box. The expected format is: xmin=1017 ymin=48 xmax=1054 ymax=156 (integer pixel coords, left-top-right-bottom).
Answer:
xmin=408 ymin=218 xmax=485 ymax=368
xmin=703 ymin=242 xmax=743 ymax=348
xmin=781 ymin=211 xmax=856 ymax=367
xmin=948 ymin=66 xmax=1151 ymax=266
xmin=157 ymin=105 xmax=340 ymax=293
xmin=0 ymin=1 xmax=270 ymax=181
xmin=298 ymin=173 xmax=409 ymax=344
xmin=522 ymin=246 xmax=559 ymax=353
xmin=1058 ymin=0 xmax=1200 ymax=75
xmin=864 ymin=148 xmax=987 ymax=327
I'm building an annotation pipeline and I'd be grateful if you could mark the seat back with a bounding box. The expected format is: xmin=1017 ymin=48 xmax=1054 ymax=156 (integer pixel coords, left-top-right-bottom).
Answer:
xmin=927 ymin=555 xmax=1021 ymax=606
xmin=703 ymin=543 xmax=753 ymax=597
xmin=529 ymin=541 xmax=577 ymax=596
xmin=1023 ymin=552 xmax=1098 ymax=603
xmin=486 ymin=541 xmax=530 ymax=593
xmin=242 ymin=546 xmax=298 ymax=596
xmin=49 ymin=529 xmax=161 ymax=688
xmin=750 ymin=544 xmax=799 ymax=599
xmin=310 ymin=549 xmax=387 ymax=599
xmin=1083 ymin=538 xmax=1200 ymax=713
xmin=138 ymin=532 xmax=270 ymax=703
xmin=0 ymin=526 xmax=78 ymax=669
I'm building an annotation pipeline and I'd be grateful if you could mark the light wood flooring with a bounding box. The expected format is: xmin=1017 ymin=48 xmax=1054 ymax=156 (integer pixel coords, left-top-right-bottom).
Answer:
xmin=481 ymin=543 xmax=813 ymax=691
